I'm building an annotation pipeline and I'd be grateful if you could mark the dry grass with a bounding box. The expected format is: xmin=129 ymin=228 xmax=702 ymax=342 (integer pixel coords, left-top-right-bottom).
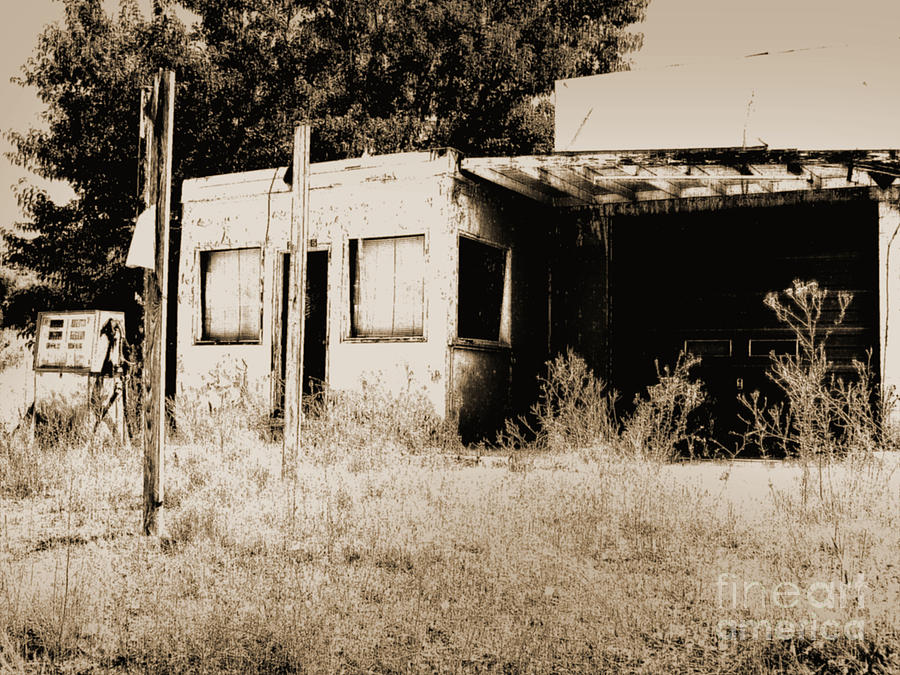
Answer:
xmin=1 ymin=325 xmax=899 ymax=672
xmin=2 ymin=410 xmax=899 ymax=673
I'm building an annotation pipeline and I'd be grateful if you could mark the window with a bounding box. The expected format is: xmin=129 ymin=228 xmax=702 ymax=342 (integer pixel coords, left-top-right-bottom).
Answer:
xmin=349 ymin=235 xmax=424 ymax=338
xmin=200 ymin=247 xmax=261 ymax=342
xmin=457 ymin=236 xmax=507 ymax=342
xmin=684 ymin=339 xmax=732 ymax=357
xmin=749 ymin=338 xmax=798 ymax=357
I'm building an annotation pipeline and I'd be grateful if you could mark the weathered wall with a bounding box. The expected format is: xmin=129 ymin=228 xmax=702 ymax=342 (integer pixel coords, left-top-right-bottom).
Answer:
xmin=449 ymin=347 xmax=512 ymax=441
xmin=448 ymin=177 xmax=550 ymax=439
xmin=878 ymin=188 xmax=900 ymax=418
xmin=323 ymin=171 xmax=456 ymax=416
xmin=177 ymin=171 xmax=286 ymax=412
xmin=177 ymin=152 xmax=461 ymax=417
xmin=547 ymin=212 xmax=611 ymax=382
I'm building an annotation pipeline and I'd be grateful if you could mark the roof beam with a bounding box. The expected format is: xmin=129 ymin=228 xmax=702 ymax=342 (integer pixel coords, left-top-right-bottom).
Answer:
xmin=460 ymin=154 xmax=881 ymax=207
xmin=466 ymin=166 xmax=555 ymax=204
xmin=580 ymin=164 xmax=637 ymax=201
xmin=630 ymin=162 xmax=681 ymax=197
xmin=516 ymin=165 xmax=599 ymax=205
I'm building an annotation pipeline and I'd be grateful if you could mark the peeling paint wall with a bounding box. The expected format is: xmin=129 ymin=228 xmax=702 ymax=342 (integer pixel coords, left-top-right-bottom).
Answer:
xmin=878 ymin=188 xmax=900 ymax=418
xmin=177 ymin=174 xmax=285 ymax=410
xmin=177 ymin=151 xmax=552 ymax=440
xmin=448 ymin=177 xmax=550 ymax=439
xmin=177 ymin=152 xmax=473 ymax=421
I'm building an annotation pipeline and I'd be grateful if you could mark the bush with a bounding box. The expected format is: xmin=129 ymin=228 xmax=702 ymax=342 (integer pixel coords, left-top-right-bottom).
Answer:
xmin=738 ymin=279 xmax=891 ymax=462
xmin=499 ymin=349 xmax=707 ymax=461
xmin=497 ymin=349 xmax=615 ymax=452
xmin=621 ymin=352 xmax=707 ymax=461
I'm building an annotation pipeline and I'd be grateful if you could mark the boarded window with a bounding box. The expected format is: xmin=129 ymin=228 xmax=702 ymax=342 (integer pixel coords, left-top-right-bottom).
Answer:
xmin=458 ymin=236 xmax=506 ymax=342
xmin=350 ymin=235 xmax=424 ymax=337
xmin=200 ymin=247 xmax=261 ymax=342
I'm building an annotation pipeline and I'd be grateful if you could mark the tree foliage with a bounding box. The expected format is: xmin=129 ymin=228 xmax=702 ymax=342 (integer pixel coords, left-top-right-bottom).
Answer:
xmin=3 ymin=0 xmax=647 ymax=333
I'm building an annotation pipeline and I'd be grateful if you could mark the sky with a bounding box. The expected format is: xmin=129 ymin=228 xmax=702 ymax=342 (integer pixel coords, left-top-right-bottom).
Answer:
xmin=2 ymin=0 xmax=900 ymax=235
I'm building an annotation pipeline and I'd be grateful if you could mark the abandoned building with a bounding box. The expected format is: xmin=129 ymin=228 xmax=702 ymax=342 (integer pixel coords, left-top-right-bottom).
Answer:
xmin=175 ymin=43 xmax=900 ymax=442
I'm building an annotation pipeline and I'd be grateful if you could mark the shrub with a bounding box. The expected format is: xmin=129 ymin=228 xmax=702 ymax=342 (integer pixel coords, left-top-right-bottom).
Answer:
xmin=737 ymin=279 xmax=899 ymax=524
xmin=738 ymin=280 xmax=891 ymax=461
xmin=498 ymin=349 xmax=616 ymax=452
xmin=621 ymin=352 xmax=707 ymax=461
xmin=499 ymin=349 xmax=707 ymax=461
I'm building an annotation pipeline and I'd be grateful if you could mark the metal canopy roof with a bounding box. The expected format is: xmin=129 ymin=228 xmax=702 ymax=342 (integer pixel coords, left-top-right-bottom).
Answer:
xmin=460 ymin=149 xmax=899 ymax=208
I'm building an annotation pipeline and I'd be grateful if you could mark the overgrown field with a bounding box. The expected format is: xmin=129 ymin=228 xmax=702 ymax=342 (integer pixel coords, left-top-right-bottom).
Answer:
xmin=2 ymin=398 xmax=900 ymax=673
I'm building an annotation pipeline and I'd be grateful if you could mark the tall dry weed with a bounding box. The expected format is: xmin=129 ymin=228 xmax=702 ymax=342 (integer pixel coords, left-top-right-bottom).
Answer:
xmin=499 ymin=349 xmax=706 ymax=461
xmin=621 ymin=352 xmax=707 ymax=461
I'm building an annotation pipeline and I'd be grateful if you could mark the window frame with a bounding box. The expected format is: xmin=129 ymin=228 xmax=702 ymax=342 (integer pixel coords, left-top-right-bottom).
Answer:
xmin=748 ymin=337 xmax=799 ymax=358
xmin=455 ymin=233 xmax=511 ymax=348
xmin=684 ymin=338 xmax=733 ymax=358
xmin=344 ymin=233 xmax=428 ymax=342
xmin=194 ymin=245 xmax=264 ymax=345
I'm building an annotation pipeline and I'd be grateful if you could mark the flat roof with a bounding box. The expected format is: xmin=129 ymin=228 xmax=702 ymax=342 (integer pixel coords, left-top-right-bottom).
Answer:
xmin=181 ymin=149 xmax=459 ymax=203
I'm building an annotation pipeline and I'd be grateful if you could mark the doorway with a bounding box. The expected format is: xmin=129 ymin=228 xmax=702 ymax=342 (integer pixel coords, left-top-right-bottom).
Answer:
xmin=303 ymin=250 xmax=328 ymax=394
xmin=274 ymin=249 xmax=329 ymax=416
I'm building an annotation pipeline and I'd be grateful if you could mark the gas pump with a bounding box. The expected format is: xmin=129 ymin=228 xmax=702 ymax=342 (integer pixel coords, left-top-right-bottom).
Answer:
xmin=32 ymin=310 xmax=127 ymax=441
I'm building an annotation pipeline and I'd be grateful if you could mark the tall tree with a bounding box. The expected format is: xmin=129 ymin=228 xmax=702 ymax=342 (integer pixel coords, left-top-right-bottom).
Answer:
xmin=3 ymin=0 xmax=198 ymax=333
xmin=3 ymin=0 xmax=647 ymax=332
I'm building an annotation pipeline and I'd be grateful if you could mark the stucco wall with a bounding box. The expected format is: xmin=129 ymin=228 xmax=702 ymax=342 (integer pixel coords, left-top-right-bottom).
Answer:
xmin=323 ymin=173 xmax=456 ymax=416
xmin=176 ymin=152 xmax=461 ymax=417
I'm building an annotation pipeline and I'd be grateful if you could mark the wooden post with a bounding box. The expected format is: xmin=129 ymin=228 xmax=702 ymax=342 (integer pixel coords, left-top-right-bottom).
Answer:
xmin=141 ymin=70 xmax=175 ymax=536
xmin=282 ymin=124 xmax=310 ymax=475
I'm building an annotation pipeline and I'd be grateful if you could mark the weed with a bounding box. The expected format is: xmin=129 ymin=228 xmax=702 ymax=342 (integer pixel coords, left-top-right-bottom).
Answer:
xmin=738 ymin=279 xmax=898 ymax=582
xmin=500 ymin=349 xmax=706 ymax=461
xmin=172 ymin=359 xmax=276 ymax=446
xmin=301 ymin=369 xmax=461 ymax=465
xmin=738 ymin=280 xmax=890 ymax=462
xmin=536 ymin=349 xmax=618 ymax=451
xmin=2 ymin=308 xmax=898 ymax=673
xmin=621 ymin=351 xmax=707 ymax=461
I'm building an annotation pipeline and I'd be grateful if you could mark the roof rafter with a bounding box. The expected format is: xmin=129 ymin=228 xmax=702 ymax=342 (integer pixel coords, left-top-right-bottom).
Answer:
xmin=460 ymin=150 xmax=895 ymax=208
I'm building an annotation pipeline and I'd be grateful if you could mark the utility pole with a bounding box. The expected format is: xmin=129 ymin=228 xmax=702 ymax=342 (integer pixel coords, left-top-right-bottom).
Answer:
xmin=140 ymin=69 xmax=175 ymax=536
xmin=282 ymin=124 xmax=310 ymax=476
